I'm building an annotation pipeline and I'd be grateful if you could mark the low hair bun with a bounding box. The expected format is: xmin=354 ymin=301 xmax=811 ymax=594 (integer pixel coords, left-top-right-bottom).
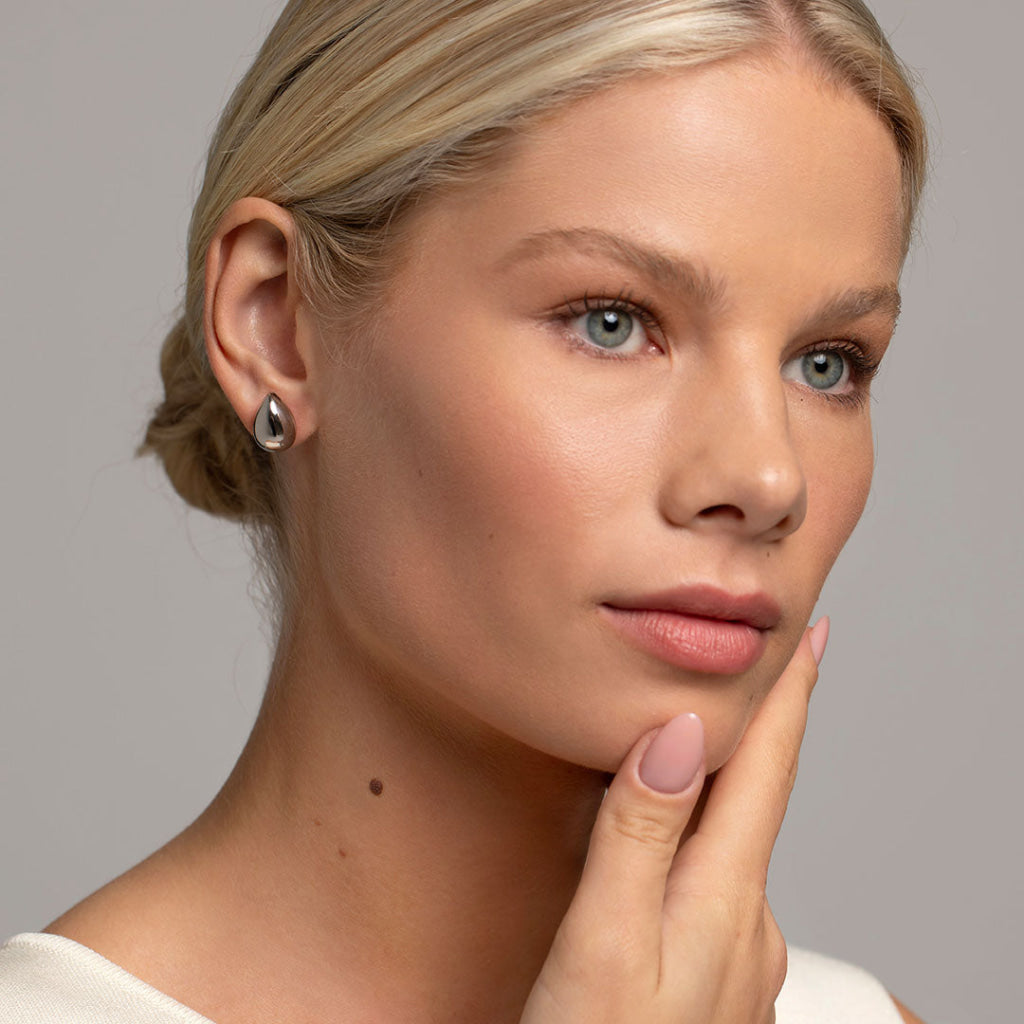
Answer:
xmin=140 ymin=317 xmax=272 ymax=522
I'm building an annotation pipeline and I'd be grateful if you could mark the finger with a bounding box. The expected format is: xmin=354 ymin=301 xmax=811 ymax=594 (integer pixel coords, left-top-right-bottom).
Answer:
xmin=692 ymin=618 xmax=828 ymax=880
xmin=558 ymin=713 xmax=706 ymax=965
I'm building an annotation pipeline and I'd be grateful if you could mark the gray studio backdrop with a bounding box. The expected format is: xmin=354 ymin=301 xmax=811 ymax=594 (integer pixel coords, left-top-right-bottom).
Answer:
xmin=1 ymin=2 xmax=1019 ymax=1021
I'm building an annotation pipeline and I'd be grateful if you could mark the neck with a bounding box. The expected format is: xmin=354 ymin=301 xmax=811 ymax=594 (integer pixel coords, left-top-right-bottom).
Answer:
xmin=162 ymin=606 xmax=606 ymax=1024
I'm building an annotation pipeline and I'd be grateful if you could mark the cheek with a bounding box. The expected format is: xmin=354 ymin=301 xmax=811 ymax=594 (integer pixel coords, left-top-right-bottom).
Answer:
xmin=309 ymin=322 xmax=610 ymax=676
xmin=808 ymin=429 xmax=874 ymax=567
xmin=793 ymin=395 xmax=876 ymax=575
xmin=332 ymin=308 xmax=654 ymax=576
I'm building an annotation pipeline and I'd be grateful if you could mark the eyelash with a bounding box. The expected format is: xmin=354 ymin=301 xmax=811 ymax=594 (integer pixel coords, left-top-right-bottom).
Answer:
xmin=554 ymin=293 xmax=882 ymax=408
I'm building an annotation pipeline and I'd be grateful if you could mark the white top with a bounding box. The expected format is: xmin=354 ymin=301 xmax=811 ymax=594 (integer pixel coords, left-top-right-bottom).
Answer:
xmin=0 ymin=932 xmax=902 ymax=1023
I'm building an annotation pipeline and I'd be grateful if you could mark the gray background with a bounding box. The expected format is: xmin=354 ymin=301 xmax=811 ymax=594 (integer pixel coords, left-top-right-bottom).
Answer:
xmin=1 ymin=2 xmax=1019 ymax=1021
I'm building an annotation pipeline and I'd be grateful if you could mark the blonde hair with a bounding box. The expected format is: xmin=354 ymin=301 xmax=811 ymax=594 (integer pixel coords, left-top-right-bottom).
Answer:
xmin=141 ymin=0 xmax=927 ymax=600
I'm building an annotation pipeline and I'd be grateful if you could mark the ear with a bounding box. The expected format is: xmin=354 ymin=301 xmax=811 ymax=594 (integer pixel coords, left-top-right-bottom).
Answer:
xmin=204 ymin=197 xmax=316 ymax=446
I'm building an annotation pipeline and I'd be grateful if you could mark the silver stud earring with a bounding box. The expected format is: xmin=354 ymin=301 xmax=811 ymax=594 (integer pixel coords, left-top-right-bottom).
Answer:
xmin=252 ymin=393 xmax=296 ymax=452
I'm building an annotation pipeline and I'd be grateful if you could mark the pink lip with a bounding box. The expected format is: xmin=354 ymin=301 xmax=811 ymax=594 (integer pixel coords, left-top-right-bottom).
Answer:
xmin=600 ymin=584 xmax=780 ymax=675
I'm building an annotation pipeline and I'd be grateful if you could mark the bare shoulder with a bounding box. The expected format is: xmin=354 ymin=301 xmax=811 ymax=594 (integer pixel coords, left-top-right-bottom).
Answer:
xmin=891 ymin=994 xmax=926 ymax=1024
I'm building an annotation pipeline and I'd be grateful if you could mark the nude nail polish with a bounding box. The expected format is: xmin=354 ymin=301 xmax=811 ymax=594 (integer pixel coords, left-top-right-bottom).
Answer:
xmin=638 ymin=713 xmax=704 ymax=793
xmin=810 ymin=616 xmax=830 ymax=666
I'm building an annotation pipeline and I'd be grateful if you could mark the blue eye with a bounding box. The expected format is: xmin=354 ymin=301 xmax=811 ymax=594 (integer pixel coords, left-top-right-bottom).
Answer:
xmin=802 ymin=351 xmax=846 ymax=390
xmin=584 ymin=309 xmax=634 ymax=348
xmin=569 ymin=305 xmax=651 ymax=354
xmin=782 ymin=348 xmax=852 ymax=394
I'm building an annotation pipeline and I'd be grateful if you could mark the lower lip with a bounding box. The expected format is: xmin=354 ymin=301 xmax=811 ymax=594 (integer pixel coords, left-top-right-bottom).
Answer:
xmin=600 ymin=606 xmax=767 ymax=674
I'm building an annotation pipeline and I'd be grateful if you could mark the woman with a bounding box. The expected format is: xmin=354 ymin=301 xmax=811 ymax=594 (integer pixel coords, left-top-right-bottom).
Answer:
xmin=0 ymin=0 xmax=927 ymax=1021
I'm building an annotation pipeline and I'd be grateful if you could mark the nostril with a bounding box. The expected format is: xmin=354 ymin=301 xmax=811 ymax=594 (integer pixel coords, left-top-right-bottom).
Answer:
xmin=698 ymin=503 xmax=744 ymax=520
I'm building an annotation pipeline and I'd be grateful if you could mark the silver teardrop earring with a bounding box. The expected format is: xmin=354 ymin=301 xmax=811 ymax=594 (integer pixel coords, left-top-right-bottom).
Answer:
xmin=252 ymin=393 xmax=296 ymax=452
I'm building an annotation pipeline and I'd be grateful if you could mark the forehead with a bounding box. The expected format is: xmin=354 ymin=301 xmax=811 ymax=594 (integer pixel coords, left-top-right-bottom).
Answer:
xmin=405 ymin=54 xmax=905 ymax=309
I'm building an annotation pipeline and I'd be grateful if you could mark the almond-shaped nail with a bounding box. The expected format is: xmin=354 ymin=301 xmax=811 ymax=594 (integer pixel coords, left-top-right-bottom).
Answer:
xmin=809 ymin=616 xmax=830 ymax=666
xmin=638 ymin=713 xmax=704 ymax=794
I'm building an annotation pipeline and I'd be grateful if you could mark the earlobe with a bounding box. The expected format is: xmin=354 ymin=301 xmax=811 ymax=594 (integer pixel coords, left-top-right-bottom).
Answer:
xmin=204 ymin=197 xmax=316 ymax=447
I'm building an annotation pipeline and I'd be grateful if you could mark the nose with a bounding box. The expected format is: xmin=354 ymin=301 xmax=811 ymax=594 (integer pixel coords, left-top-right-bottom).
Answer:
xmin=658 ymin=358 xmax=807 ymax=542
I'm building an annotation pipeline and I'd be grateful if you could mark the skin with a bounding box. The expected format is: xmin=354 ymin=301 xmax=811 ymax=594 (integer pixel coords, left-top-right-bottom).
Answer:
xmin=46 ymin=51 xmax=922 ymax=1024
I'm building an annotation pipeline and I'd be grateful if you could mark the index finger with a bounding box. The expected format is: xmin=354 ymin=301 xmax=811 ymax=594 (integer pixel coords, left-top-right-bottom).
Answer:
xmin=687 ymin=619 xmax=827 ymax=883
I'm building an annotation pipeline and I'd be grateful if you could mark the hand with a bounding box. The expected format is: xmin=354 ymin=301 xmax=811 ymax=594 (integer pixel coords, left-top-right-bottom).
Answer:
xmin=520 ymin=619 xmax=829 ymax=1024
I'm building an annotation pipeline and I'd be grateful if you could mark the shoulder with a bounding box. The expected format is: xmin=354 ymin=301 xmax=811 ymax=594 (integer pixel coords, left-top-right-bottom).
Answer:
xmin=777 ymin=946 xmax=922 ymax=1024
xmin=0 ymin=933 xmax=212 ymax=1024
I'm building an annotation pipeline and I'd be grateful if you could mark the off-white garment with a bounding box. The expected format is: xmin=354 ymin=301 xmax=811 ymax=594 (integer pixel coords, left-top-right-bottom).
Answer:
xmin=0 ymin=932 xmax=902 ymax=1023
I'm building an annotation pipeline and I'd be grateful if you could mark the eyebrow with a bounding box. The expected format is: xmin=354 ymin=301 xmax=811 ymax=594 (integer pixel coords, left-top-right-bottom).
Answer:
xmin=804 ymin=283 xmax=902 ymax=331
xmin=497 ymin=226 xmax=901 ymax=329
xmin=496 ymin=227 xmax=727 ymax=310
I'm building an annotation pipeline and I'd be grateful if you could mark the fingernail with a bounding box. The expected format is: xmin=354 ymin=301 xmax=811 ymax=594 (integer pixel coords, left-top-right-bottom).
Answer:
xmin=638 ymin=713 xmax=704 ymax=794
xmin=809 ymin=616 xmax=830 ymax=666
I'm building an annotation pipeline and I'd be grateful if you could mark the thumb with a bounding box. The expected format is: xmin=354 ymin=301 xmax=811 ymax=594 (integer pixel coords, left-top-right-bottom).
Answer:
xmin=558 ymin=713 xmax=706 ymax=964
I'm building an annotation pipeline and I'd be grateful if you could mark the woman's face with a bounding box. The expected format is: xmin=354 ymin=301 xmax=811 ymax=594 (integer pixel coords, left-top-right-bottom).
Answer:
xmin=304 ymin=54 xmax=904 ymax=772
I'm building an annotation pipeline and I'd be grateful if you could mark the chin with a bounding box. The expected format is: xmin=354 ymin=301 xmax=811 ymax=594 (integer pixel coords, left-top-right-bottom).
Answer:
xmin=531 ymin=677 xmax=766 ymax=781
xmin=701 ymin=717 xmax=753 ymax=774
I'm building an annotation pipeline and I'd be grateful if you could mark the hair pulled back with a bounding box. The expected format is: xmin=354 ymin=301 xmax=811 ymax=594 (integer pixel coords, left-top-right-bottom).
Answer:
xmin=141 ymin=0 xmax=927 ymax=597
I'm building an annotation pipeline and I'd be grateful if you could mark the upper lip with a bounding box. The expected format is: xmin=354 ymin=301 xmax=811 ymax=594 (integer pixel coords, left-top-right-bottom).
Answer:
xmin=602 ymin=584 xmax=781 ymax=630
